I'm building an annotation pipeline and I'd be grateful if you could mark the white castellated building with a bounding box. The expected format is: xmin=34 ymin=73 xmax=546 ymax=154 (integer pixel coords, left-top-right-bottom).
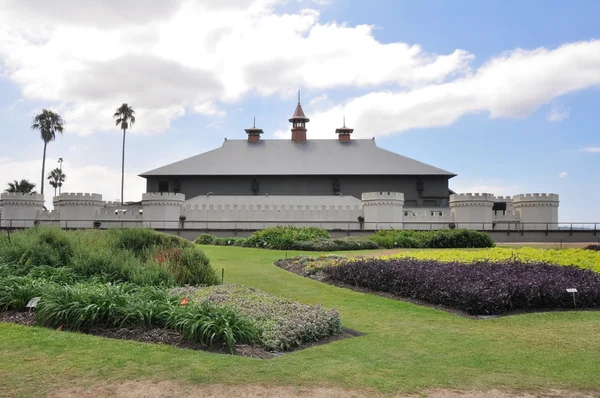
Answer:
xmin=0 ymin=190 xmax=559 ymax=232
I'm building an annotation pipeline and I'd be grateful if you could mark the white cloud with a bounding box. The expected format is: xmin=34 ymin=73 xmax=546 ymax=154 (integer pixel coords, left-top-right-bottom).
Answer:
xmin=192 ymin=101 xmax=226 ymax=117
xmin=582 ymin=147 xmax=600 ymax=153
xmin=0 ymin=157 xmax=146 ymax=209
xmin=0 ymin=0 xmax=473 ymax=135
xmin=559 ymin=171 xmax=568 ymax=178
xmin=307 ymin=40 xmax=600 ymax=138
xmin=548 ymin=105 xmax=570 ymax=122
xmin=309 ymin=94 xmax=328 ymax=105
xmin=450 ymin=180 xmax=525 ymax=197
xmin=0 ymin=1 xmax=599 ymax=140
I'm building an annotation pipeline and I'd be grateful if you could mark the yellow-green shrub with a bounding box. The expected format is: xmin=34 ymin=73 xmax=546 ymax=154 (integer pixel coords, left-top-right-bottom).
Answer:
xmin=390 ymin=247 xmax=600 ymax=273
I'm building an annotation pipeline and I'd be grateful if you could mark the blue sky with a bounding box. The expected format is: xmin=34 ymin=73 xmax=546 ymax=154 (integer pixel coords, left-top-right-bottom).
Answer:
xmin=0 ymin=0 xmax=599 ymax=221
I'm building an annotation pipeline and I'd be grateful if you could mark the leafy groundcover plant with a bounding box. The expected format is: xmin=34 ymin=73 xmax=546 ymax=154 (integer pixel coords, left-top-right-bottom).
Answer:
xmin=323 ymin=258 xmax=600 ymax=315
xmin=189 ymin=284 xmax=343 ymax=350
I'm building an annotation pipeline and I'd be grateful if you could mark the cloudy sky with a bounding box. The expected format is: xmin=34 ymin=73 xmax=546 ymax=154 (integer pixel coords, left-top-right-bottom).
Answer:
xmin=0 ymin=0 xmax=599 ymax=221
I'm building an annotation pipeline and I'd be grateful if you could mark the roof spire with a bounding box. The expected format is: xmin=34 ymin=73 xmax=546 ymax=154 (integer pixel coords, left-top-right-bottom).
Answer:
xmin=298 ymin=90 xmax=301 ymax=104
xmin=253 ymin=116 xmax=256 ymax=128
xmin=343 ymin=116 xmax=346 ymax=127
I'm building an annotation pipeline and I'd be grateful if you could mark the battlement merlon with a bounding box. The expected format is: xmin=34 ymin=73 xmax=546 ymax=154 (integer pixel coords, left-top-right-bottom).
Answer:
xmin=449 ymin=193 xmax=496 ymax=202
xmin=512 ymin=193 xmax=559 ymax=203
xmin=54 ymin=192 xmax=103 ymax=202
xmin=142 ymin=192 xmax=186 ymax=202
xmin=361 ymin=192 xmax=405 ymax=201
xmin=0 ymin=192 xmax=45 ymax=202
xmin=493 ymin=196 xmax=513 ymax=202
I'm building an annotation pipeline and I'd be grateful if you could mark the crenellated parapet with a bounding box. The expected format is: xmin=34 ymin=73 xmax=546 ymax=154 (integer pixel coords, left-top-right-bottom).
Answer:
xmin=449 ymin=193 xmax=495 ymax=207
xmin=361 ymin=192 xmax=404 ymax=228
xmin=449 ymin=193 xmax=495 ymax=228
xmin=142 ymin=192 xmax=185 ymax=206
xmin=0 ymin=193 xmax=45 ymax=227
xmin=53 ymin=192 xmax=104 ymax=228
xmin=512 ymin=193 xmax=559 ymax=230
xmin=142 ymin=192 xmax=185 ymax=228
xmin=512 ymin=193 xmax=559 ymax=207
xmin=361 ymin=192 xmax=405 ymax=207
xmin=0 ymin=192 xmax=45 ymax=206
xmin=54 ymin=192 xmax=103 ymax=206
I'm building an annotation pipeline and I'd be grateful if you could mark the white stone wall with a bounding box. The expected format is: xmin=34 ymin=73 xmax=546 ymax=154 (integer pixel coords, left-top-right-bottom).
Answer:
xmin=513 ymin=193 xmax=559 ymax=230
xmin=361 ymin=192 xmax=404 ymax=229
xmin=449 ymin=193 xmax=495 ymax=230
xmin=183 ymin=195 xmax=362 ymax=229
xmin=53 ymin=193 xmax=104 ymax=228
xmin=403 ymin=207 xmax=452 ymax=230
xmin=0 ymin=193 xmax=45 ymax=227
xmin=142 ymin=192 xmax=185 ymax=229
xmin=0 ymin=190 xmax=561 ymax=231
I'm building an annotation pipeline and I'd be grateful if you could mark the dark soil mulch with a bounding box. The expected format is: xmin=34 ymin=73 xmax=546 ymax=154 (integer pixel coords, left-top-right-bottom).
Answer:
xmin=0 ymin=311 xmax=360 ymax=359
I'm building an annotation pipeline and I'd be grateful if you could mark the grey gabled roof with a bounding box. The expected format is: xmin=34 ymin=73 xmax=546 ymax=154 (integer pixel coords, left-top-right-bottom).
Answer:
xmin=139 ymin=139 xmax=456 ymax=177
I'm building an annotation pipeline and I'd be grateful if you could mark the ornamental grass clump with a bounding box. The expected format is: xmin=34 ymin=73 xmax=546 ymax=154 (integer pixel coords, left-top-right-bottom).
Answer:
xmin=324 ymin=258 xmax=600 ymax=315
xmin=0 ymin=227 xmax=219 ymax=287
xmin=194 ymin=284 xmax=342 ymax=351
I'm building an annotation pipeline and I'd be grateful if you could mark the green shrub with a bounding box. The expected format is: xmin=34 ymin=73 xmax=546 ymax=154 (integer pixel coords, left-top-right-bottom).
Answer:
xmin=72 ymin=249 xmax=175 ymax=286
xmin=17 ymin=228 xmax=74 ymax=268
xmin=166 ymin=301 xmax=259 ymax=353
xmin=245 ymin=226 xmax=330 ymax=250
xmin=165 ymin=247 xmax=220 ymax=286
xmin=370 ymin=229 xmax=494 ymax=249
xmin=291 ymin=237 xmax=379 ymax=251
xmin=110 ymin=228 xmax=191 ymax=258
xmin=194 ymin=234 xmax=216 ymax=245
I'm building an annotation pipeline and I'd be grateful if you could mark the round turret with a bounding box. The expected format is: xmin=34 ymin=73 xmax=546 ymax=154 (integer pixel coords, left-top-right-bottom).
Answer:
xmin=0 ymin=192 xmax=45 ymax=227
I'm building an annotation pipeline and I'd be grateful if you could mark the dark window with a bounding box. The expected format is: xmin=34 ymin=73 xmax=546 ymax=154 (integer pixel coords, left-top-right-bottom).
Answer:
xmin=405 ymin=200 xmax=417 ymax=207
xmin=158 ymin=181 xmax=169 ymax=192
xmin=423 ymin=199 xmax=437 ymax=207
xmin=173 ymin=180 xmax=181 ymax=193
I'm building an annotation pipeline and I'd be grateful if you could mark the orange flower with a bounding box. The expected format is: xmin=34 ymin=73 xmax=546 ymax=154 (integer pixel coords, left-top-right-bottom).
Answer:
xmin=179 ymin=298 xmax=190 ymax=306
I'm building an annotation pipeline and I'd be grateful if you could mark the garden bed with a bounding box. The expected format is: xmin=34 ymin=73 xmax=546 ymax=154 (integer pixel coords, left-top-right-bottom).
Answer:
xmin=0 ymin=310 xmax=359 ymax=359
xmin=276 ymin=254 xmax=600 ymax=317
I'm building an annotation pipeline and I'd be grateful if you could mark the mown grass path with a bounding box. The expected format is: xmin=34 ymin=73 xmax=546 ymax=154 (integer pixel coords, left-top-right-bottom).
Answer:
xmin=2 ymin=245 xmax=600 ymax=396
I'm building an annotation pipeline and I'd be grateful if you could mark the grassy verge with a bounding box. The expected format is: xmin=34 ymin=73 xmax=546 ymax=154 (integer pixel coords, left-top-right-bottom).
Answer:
xmin=1 ymin=245 xmax=600 ymax=396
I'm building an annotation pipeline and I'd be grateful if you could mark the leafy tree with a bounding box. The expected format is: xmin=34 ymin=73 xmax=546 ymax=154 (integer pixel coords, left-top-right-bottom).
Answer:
xmin=5 ymin=179 xmax=37 ymax=193
xmin=31 ymin=110 xmax=65 ymax=195
xmin=113 ymin=103 xmax=135 ymax=205
xmin=48 ymin=168 xmax=66 ymax=197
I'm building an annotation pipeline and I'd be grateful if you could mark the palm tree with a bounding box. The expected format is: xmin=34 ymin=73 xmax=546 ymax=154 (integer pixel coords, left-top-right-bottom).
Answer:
xmin=31 ymin=109 xmax=65 ymax=196
xmin=48 ymin=168 xmax=66 ymax=197
xmin=5 ymin=179 xmax=37 ymax=193
xmin=114 ymin=103 xmax=135 ymax=205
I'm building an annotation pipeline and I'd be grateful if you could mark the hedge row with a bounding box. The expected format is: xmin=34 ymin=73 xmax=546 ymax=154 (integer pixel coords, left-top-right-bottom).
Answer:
xmin=323 ymin=257 xmax=600 ymax=315
xmin=195 ymin=227 xmax=494 ymax=251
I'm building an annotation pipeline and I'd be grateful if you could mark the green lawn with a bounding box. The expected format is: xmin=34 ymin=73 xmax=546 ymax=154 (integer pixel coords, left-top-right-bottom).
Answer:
xmin=2 ymin=245 xmax=600 ymax=396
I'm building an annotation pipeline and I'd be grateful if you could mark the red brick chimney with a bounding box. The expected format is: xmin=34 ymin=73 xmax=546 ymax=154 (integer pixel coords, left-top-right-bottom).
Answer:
xmin=245 ymin=117 xmax=263 ymax=143
xmin=336 ymin=117 xmax=353 ymax=143
xmin=289 ymin=91 xmax=309 ymax=143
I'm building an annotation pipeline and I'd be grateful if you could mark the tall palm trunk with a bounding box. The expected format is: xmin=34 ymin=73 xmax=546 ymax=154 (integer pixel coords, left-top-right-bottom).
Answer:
xmin=40 ymin=141 xmax=47 ymax=195
xmin=121 ymin=128 xmax=126 ymax=206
